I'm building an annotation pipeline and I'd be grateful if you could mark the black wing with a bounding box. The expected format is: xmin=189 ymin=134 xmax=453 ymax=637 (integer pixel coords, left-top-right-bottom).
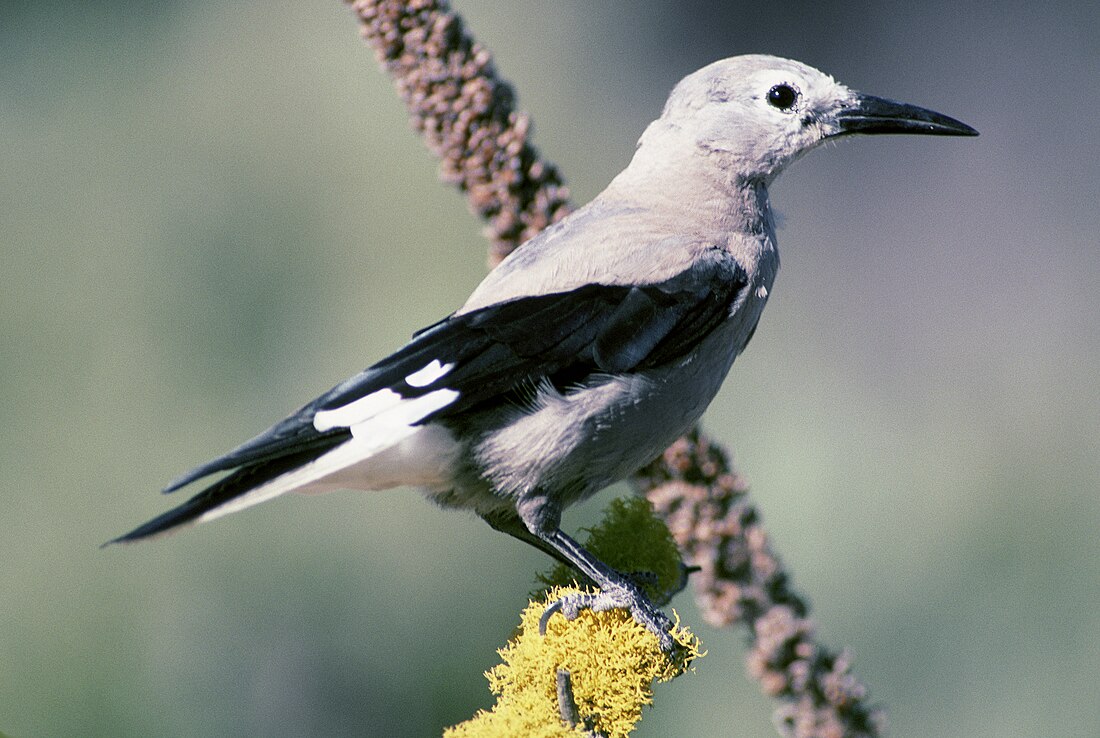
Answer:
xmin=161 ymin=266 xmax=748 ymax=495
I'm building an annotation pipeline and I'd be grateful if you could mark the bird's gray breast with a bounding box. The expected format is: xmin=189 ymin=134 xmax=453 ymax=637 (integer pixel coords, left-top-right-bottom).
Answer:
xmin=460 ymin=311 xmax=754 ymax=515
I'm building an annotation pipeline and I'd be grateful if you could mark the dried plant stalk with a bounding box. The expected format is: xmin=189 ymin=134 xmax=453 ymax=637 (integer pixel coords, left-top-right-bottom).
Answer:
xmin=348 ymin=0 xmax=573 ymax=264
xmin=635 ymin=429 xmax=885 ymax=737
xmin=348 ymin=0 xmax=883 ymax=734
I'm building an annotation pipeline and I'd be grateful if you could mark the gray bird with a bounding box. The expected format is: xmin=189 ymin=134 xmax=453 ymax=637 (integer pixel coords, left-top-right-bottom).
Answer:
xmin=111 ymin=55 xmax=977 ymax=649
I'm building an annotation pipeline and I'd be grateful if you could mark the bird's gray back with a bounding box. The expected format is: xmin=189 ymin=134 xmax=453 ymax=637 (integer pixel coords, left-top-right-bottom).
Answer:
xmin=460 ymin=182 xmax=777 ymax=314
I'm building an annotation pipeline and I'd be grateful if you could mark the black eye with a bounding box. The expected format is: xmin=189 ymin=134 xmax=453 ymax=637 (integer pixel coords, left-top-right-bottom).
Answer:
xmin=767 ymin=84 xmax=799 ymax=111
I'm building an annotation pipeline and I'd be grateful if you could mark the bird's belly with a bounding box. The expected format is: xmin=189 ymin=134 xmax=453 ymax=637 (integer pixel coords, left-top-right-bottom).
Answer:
xmin=462 ymin=321 xmax=743 ymax=514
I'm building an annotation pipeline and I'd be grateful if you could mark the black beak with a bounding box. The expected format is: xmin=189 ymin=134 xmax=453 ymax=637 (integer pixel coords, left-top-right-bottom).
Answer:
xmin=836 ymin=94 xmax=978 ymax=137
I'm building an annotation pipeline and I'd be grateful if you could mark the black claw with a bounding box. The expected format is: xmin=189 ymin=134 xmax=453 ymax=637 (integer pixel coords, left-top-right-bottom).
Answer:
xmin=539 ymin=598 xmax=566 ymax=635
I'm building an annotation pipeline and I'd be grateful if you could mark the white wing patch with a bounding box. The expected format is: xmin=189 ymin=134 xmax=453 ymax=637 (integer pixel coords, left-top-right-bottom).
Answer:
xmin=313 ymin=364 xmax=459 ymax=433
xmin=405 ymin=360 xmax=454 ymax=388
xmin=312 ymin=389 xmax=403 ymax=431
xmin=200 ymin=388 xmax=462 ymax=524
xmin=347 ymin=389 xmax=459 ymax=437
xmin=313 ymin=387 xmax=459 ymax=433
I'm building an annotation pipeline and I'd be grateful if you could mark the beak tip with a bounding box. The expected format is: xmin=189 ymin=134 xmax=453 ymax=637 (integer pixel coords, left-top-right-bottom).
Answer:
xmin=838 ymin=94 xmax=979 ymax=138
xmin=926 ymin=121 xmax=980 ymax=137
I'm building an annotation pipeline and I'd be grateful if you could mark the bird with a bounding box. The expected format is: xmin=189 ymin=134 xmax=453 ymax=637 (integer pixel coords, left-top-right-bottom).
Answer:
xmin=110 ymin=55 xmax=977 ymax=650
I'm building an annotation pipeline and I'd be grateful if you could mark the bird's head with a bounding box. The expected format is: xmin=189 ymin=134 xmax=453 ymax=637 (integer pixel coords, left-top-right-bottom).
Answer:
xmin=639 ymin=55 xmax=977 ymax=184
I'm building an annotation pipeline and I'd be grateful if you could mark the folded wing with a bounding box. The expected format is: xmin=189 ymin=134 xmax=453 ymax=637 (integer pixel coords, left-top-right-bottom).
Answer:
xmin=110 ymin=262 xmax=746 ymax=543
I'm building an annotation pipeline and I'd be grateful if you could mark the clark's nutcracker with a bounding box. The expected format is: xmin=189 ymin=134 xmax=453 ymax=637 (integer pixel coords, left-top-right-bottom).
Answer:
xmin=112 ymin=55 xmax=977 ymax=649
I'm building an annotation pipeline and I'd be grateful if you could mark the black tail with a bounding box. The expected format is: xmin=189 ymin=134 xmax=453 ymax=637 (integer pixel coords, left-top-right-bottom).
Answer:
xmin=105 ymin=445 xmax=339 ymax=546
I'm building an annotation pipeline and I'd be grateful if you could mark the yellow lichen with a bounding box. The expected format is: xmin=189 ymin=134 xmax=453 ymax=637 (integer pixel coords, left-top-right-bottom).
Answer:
xmin=445 ymin=586 xmax=701 ymax=738
xmin=446 ymin=497 xmax=703 ymax=738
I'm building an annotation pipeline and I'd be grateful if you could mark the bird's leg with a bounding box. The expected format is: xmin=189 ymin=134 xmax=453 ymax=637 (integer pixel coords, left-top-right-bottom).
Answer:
xmin=537 ymin=527 xmax=679 ymax=653
xmin=490 ymin=498 xmax=681 ymax=652
xmin=480 ymin=510 xmax=577 ymax=570
xmin=483 ymin=510 xmax=682 ymax=597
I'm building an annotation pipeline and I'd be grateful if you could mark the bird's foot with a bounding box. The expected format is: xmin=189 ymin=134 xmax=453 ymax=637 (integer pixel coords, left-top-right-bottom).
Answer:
xmin=539 ymin=582 xmax=679 ymax=654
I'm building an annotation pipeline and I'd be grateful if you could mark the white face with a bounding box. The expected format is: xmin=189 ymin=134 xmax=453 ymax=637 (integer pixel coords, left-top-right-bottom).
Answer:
xmin=657 ymin=55 xmax=857 ymax=180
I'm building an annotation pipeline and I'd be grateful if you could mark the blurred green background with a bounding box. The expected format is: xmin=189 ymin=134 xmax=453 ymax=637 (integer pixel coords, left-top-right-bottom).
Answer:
xmin=3 ymin=1 xmax=1098 ymax=736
